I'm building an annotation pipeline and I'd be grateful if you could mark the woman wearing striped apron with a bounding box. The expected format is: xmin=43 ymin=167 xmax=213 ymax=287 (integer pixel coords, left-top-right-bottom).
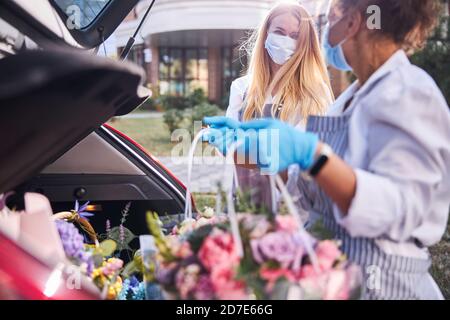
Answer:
xmin=205 ymin=0 xmax=449 ymax=299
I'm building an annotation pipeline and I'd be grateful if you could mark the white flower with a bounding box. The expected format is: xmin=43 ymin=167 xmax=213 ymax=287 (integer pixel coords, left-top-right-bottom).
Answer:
xmin=200 ymin=206 xmax=215 ymax=219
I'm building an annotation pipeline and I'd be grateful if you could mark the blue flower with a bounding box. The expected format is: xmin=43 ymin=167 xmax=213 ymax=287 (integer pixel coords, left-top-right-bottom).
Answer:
xmin=74 ymin=200 xmax=95 ymax=221
xmin=117 ymin=279 xmax=130 ymax=300
xmin=117 ymin=278 xmax=145 ymax=300
xmin=131 ymin=282 xmax=146 ymax=300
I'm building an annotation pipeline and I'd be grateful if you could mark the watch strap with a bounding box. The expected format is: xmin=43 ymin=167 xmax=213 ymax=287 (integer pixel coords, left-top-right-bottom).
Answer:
xmin=308 ymin=144 xmax=333 ymax=177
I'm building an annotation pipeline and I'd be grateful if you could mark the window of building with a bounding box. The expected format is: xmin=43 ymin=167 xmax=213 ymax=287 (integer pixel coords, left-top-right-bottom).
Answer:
xmin=159 ymin=47 xmax=208 ymax=96
xmin=117 ymin=44 xmax=146 ymax=82
xmin=221 ymin=46 xmax=247 ymax=106
xmin=125 ymin=44 xmax=145 ymax=67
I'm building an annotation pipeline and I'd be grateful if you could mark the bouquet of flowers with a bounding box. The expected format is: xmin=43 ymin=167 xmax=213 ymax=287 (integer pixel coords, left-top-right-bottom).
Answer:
xmin=53 ymin=201 xmax=148 ymax=300
xmin=147 ymin=211 xmax=361 ymax=300
xmin=148 ymin=130 xmax=361 ymax=300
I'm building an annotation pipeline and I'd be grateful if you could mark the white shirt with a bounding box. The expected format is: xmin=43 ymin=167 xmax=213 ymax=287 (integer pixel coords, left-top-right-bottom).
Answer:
xmin=226 ymin=75 xmax=277 ymax=120
xmin=329 ymin=50 xmax=450 ymax=259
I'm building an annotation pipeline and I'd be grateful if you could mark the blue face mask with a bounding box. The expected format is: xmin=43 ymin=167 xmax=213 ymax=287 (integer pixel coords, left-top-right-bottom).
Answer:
xmin=322 ymin=20 xmax=352 ymax=71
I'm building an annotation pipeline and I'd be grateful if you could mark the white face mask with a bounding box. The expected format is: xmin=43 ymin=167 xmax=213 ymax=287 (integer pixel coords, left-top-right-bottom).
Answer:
xmin=264 ymin=33 xmax=297 ymax=65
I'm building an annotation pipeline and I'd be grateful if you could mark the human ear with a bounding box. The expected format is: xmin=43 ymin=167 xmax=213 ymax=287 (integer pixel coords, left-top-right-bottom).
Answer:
xmin=345 ymin=10 xmax=363 ymax=39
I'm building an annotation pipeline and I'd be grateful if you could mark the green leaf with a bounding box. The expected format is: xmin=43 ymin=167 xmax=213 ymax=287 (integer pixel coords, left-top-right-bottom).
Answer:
xmin=92 ymin=254 xmax=104 ymax=268
xmin=270 ymin=280 xmax=292 ymax=300
xmin=108 ymin=226 xmax=136 ymax=252
xmin=122 ymin=260 xmax=141 ymax=278
xmin=99 ymin=239 xmax=117 ymax=257
xmin=146 ymin=212 xmax=177 ymax=262
xmin=308 ymin=218 xmax=334 ymax=240
xmin=187 ymin=224 xmax=215 ymax=253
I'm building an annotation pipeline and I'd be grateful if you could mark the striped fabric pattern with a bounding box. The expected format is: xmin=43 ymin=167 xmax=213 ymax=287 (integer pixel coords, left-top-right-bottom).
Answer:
xmin=298 ymin=115 xmax=433 ymax=300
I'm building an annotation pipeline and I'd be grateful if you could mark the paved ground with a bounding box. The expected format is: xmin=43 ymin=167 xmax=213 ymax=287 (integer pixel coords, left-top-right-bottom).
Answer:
xmin=118 ymin=111 xmax=163 ymax=119
xmin=157 ymin=157 xmax=233 ymax=193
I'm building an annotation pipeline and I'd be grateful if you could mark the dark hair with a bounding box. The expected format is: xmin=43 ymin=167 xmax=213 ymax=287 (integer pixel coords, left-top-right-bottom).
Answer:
xmin=338 ymin=0 xmax=440 ymax=51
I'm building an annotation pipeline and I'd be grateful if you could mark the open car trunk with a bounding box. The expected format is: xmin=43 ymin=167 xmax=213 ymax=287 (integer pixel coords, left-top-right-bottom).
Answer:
xmin=1 ymin=44 xmax=186 ymax=241
xmin=0 ymin=1 xmax=189 ymax=299
xmin=0 ymin=46 xmax=147 ymax=192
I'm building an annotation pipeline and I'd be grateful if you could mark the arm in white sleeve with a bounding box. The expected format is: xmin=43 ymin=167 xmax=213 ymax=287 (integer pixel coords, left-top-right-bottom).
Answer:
xmin=335 ymin=81 xmax=450 ymax=242
xmin=225 ymin=76 xmax=248 ymax=120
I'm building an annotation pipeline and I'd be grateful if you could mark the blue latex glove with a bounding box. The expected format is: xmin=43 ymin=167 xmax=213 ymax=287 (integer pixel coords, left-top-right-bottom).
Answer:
xmin=237 ymin=118 xmax=319 ymax=174
xmin=202 ymin=127 xmax=236 ymax=155
xmin=203 ymin=116 xmax=241 ymax=130
xmin=203 ymin=116 xmax=241 ymax=155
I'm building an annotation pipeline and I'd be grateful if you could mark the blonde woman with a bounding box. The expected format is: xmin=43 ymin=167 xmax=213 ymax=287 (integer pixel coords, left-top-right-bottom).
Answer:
xmin=225 ymin=3 xmax=333 ymax=212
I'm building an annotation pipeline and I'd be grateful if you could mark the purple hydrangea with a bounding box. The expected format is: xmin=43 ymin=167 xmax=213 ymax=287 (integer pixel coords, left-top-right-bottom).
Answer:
xmin=55 ymin=220 xmax=93 ymax=273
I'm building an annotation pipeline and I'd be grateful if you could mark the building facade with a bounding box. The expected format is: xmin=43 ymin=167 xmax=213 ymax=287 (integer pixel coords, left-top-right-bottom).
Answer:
xmin=112 ymin=0 xmax=344 ymax=105
xmin=112 ymin=0 xmax=450 ymax=104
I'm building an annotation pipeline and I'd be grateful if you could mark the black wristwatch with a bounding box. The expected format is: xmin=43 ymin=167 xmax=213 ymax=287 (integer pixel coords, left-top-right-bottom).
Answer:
xmin=308 ymin=144 xmax=333 ymax=177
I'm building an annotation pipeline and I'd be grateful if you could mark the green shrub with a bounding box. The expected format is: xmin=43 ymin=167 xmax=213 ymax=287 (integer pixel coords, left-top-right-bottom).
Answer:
xmin=163 ymin=102 xmax=221 ymax=133
xmin=159 ymin=88 xmax=210 ymax=111
xmin=187 ymin=88 xmax=208 ymax=107
xmin=159 ymin=95 xmax=190 ymax=111
xmin=161 ymin=89 xmax=221 ymax=131
xmin=189 ymin=102 xmax=221 ymax=122
xmin=163 ymin=109 xmax=185 ymax=132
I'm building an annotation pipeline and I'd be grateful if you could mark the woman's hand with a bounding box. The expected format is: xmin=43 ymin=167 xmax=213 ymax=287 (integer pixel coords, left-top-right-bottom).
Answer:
xmin=202 ymin=127 xmax=235 ymax=156
xmin=238 ymin=118 xmax=319 ymax=174
xmin=203 ymin=116 xmax=241 ymax=130
xmin=202 ymin=116 xmax=241 ymax=156
xmin=202 ymin=116 xmax=357 ymax=213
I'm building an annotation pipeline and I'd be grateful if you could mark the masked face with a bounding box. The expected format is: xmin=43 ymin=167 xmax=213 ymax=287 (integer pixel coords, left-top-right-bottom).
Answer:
xmin=265 ymin=33 xmax=297 ymax=65
xmin=322 ymin=16 xmax=352 ymax=71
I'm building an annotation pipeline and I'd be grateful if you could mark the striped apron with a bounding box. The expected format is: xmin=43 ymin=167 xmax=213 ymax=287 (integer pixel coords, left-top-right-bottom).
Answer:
xmin=298 ymin=114 xmax=437 ymax=300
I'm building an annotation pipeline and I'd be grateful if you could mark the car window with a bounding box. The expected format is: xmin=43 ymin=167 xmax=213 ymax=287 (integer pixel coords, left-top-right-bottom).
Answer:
xmin=53 ymin=0 xmax=111 ymax=29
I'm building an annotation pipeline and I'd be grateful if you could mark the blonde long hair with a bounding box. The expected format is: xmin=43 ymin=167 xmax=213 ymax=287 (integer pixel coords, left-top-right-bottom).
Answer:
xmin=242 ymin=3 xmax=333 ymax=124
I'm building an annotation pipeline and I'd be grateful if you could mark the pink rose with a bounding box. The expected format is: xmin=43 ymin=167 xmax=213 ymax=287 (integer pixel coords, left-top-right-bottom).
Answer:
xmin=210 ymin=266 xmax=247 ymax=300
xmin=323 ymin=270 xmax=349 ymax=300
xmin=260 ymin=266 xmax=289 ymax=283
xmin=193 ymin=275 xmax=215 ymax=300
xmin=299 ymin=267 xmax=353 ymax=300
xmin=102 ymin=258 xmax=124 ymax=276
xmin=259 ymin=266 xmax=297 ymax=292
xmin=275 ymin=215 xmax=299 ymax=233
xmin=176 ymin=242 xmax=193 ymax=259
xmin=299 ymin=264 xmax=318 ymax=279
xmin=315 ymin=240 xmax=342 ymax=271
xmin=175 ymin=272 xmax=193 ymax=299
xmin=198 ymin=228 xmax=240 ymax=272
xmin=168 ymin=238 xmax=192 ymax=259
